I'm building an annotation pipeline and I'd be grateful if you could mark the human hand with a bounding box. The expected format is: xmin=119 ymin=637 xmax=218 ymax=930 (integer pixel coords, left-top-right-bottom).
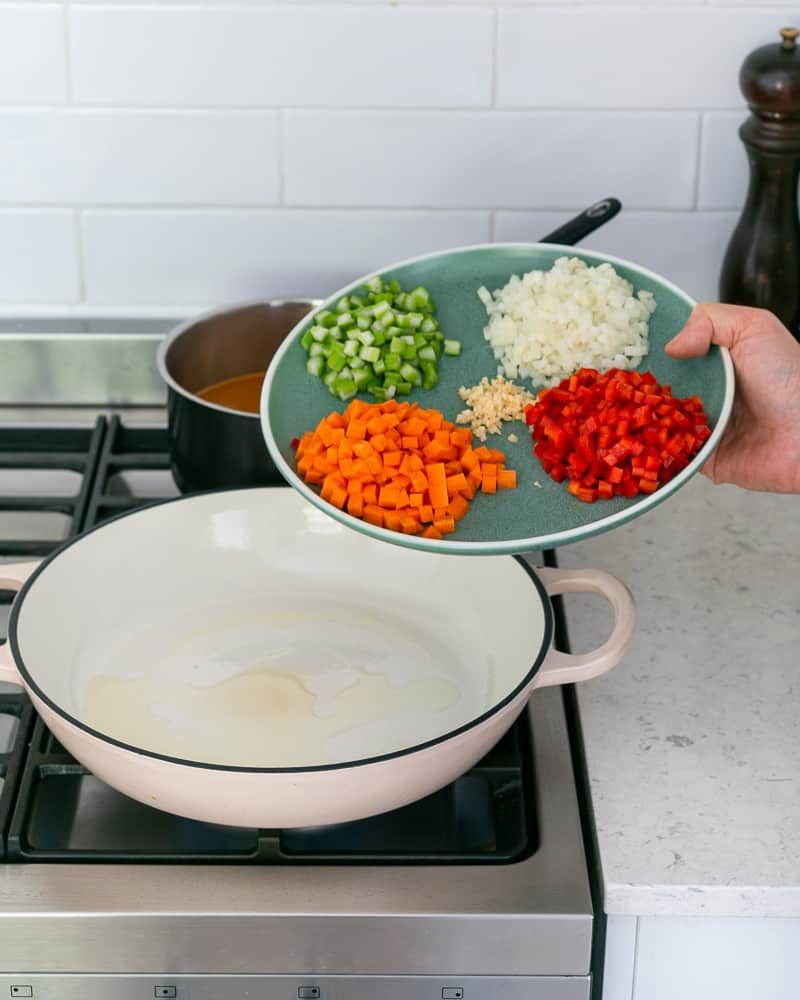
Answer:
xmin=665 ymin=303 xmax=800 ymax=493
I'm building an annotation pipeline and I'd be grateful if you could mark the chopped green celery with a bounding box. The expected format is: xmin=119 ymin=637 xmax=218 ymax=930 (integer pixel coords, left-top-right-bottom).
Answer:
xmin=383 ymin=372 xmax=401 ymax=386
xmin=413 ymin=334 xmax=427 ymax=348
xmin=371 ymin=386 xmax=389 ymax=403
xmin=377 ymin=311 xmax=395 ymax=330
xmin=407 ymin=313 xmax=424 ymax=329
xmin=418 ymin=345 xmax=437 ymax=362
xmin=336 ymin=312 xmax=355 ymax=329
xmin=323 ymin=370 xmax=338 ymax=388
xmin=411 ymin=286 xmax=431 ymax=309
xmin=327 ymin=350 xmax=347 ymax=373
xmin=402 ymin=343 xmax=417 ymax=361
xmin=360 ymin=345 xmax=381 ymax=364
xmin=349 ymin=294 xmax=365 ymax=310
xmin=334 ymin=296 xmax=350 ymax=314
xmin=306 ymin=355 xmax=325 ymax=377
xmin=343 ymin=339 xmax=359 ymax=357
xmin=374 ymin=291 xmax=393 ymax=304
xmin=372 ymin=330 xmax=386 ymax=346
xmin=309 ymin=342 xmax=326 ymax=358
xmin=356 ymin=330 xmax=375 ymax=347
xmin=443 ymin=339 xmax=462 ymax=356
xmin=388 ymin=278 xmax=401 ymax=294
xmin=389 ymin=337 xmax=405 ymax=355
xmin=324 ymin=328 xmax=342 ymax=342
xmin=395 ymin=313 xmax=412 ymax=330
xmin=349 ymin=356 xmax=365 ymax=370
xmin=316 ymin=310 xmax=337 ymax=328
xmin=356 ymin=316 xmax=371 ymax=331
xmin=372 ymin=299 xmax=391 ymax=318
xmin=310 ymin=325 xmax=328 ymax=343
xmin=400 ymin=362 xmax=422 ymax=386
xmin=372 ymin=359 xmax=386 ymax=375
xmin=353 ymin=368 xmax=371 ymax=389
xmin=396 ymin=381 xmax=412 ymax=396
xmin=365 ymin=275 xmax=383 ymax=294
xmin=421 ymin=361 xmax=438 ymax=389
xmin=421 ymin=317 xmax=438 ymax=334
xmin=384 ymin=325 xmax=402 ymax=340
xmin=335 ymin=376 xmax=358 ymax=400
xmin=358 ymin=305 xmax=375 ymax=319
xmin=384 ymin=352 xmax=402 ymax=372
xmin=300 ymin=329 xmax=314 ymax=350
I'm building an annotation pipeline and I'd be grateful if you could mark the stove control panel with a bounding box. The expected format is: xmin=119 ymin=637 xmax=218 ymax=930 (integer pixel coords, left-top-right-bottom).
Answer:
xmin=3 ymin=976 xmax=589 ymax=999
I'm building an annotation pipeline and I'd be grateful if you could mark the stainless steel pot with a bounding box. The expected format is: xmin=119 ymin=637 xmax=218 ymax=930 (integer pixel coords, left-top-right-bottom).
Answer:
xmin=157 ymin=299 xmax=317 ymax=492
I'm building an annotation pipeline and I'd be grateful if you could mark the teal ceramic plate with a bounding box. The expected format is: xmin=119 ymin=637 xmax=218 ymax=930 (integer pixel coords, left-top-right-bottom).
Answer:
xmin=261 ymin=244 xmax=734 ymax=555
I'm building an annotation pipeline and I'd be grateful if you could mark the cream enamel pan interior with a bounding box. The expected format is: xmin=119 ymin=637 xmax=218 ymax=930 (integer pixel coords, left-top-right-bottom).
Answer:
xmin=0 ymin=488 xmax=635 ymax=829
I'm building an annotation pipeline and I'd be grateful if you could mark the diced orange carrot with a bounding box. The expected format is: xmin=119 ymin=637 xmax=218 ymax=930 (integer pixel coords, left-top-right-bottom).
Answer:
xmin=346 ymin=420 xmax=367 ymax=441
xmin=497 ymin=469 xmax=517 ymax=489
xmin=366 ymin=416 xmax=387 ymax=435
xmin=378 ymin=486 xmax=400 ymax=507
xmin=450 ymin=429 xmax=472 ymax=448
xmin=425 ymin=462 xmax=449 ymax=508
xmin=363 ymin=504 xmax=385 ymax=527
xmin=384 ymin=511 xmax=403 ymax=531
xmin=445 ymin=473 xmax=469 ymax=496
xmin=293 ymin=399 xmax=516 ymax=540
xmin=370 ymin=433 xmax=388 ymax=453
xmin=410 ymin=471 xmax=429 ymax=492
xmin=447 ymin=494 xmax=470 ymax=521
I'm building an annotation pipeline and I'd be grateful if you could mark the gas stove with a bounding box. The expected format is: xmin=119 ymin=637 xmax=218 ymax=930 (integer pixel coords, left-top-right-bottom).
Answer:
xmin=0 ymin=313 xmax=602 ymax=996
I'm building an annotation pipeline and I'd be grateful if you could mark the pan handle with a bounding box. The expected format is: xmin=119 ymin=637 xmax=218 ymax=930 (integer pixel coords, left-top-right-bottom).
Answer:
xmin=0 ymin=561 xmax=40 ymax=684
xmin=535 ymin=566 xmax=635 ymax=687
xmin=539 ymin=198 xmax=621 ymax=246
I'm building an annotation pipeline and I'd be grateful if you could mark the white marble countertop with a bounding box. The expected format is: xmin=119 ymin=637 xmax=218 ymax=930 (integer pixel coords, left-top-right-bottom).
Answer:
xmin=557 ymin=475 xmax=800 ymax=918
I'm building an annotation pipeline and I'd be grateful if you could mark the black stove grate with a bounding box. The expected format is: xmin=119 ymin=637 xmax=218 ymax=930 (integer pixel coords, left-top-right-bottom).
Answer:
xmin=0 ymin=420 xmax=106 ymax=856
xmin=2 ymin=417 xmax=537 ymax=865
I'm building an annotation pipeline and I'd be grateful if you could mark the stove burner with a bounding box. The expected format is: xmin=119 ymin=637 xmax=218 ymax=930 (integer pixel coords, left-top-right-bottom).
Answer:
xmin=0 ymin=418 xmax=535 ymax=865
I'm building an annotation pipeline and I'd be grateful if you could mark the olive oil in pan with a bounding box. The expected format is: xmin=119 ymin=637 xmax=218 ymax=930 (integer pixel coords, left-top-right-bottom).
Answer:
xmin=83 ymin=667 xmax=461 ymax=768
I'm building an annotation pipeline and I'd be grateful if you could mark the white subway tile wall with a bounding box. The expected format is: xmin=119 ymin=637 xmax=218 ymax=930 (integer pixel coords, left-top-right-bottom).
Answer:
xmin=0 ymin=1 xmax=778 ymax=309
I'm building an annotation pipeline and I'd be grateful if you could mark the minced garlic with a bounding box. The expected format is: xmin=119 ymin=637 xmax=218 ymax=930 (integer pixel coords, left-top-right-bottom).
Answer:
xmin=456 ymin=375 xmax=533 ymax=442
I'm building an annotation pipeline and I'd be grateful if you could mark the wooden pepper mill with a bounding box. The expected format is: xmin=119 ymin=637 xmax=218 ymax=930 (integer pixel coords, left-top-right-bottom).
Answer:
xmin=719 ymin=26 xmax=800 ymax=340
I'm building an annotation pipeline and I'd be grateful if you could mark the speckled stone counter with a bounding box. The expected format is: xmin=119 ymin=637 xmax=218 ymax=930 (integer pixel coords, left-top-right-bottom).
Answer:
xmin=556 ymin=475 xmax=800 ymax=917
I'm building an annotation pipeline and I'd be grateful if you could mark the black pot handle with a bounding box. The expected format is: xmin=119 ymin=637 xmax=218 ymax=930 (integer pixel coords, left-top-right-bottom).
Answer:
xmin=539 ymin=198 xmax=621 ymax=247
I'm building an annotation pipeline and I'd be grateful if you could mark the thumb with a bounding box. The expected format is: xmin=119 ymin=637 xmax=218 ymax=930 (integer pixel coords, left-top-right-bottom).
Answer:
xmin=664 ymin=303 xmax=753 ymax=359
